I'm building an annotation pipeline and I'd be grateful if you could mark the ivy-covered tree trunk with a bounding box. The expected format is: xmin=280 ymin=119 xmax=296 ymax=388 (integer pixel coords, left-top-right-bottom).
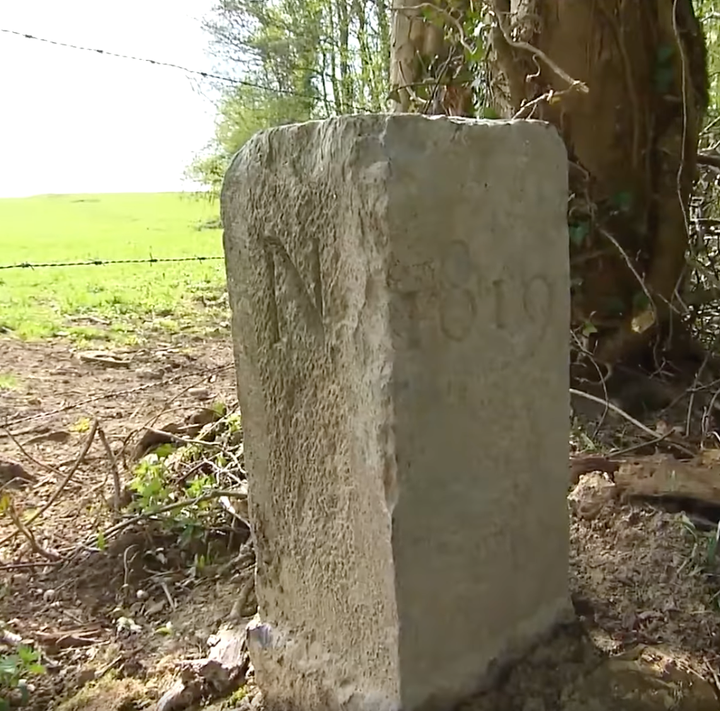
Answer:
xmin=491 ymin=0 xmax=709 ymax=367
xmin=391 ymin=0 xmax=709 ymax=369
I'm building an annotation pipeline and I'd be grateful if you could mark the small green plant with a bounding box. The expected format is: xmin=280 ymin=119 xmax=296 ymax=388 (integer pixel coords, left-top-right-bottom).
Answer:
xmin=69 ymin=417 xmax=91 ymax=433
xmin=120 ymin=406 xmax=245 ymax=569
xmin=156 ymin=318 xmax=180 ymax=334
xmin=128 ymin=448 xmax=175 ymax=513
xmin=0 ymin=644 xmax=45 ymax=709
xmin=211 ymin=401 xmax=228 ymax=417
xmin=226 ymin=412 xmax=241 ymax=432
xmin=0 ymin=374 xmax=18 ymax=391
xmin=570 ymin=420 xmax=599 ymax=453
xmin=96 ymin=529 xmax=107 ymax=551
xmin=127 ymin=446 xmax=218 ymax=545
xmin=227 ymin=686 xmax=248 ymax=705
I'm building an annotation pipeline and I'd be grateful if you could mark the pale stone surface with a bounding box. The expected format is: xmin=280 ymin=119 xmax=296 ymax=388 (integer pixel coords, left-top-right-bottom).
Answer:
xmin=221 ymin=114 xmax=571 ymax=711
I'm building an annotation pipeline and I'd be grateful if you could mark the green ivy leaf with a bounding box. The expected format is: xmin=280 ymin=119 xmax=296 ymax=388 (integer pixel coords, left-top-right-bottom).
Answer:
xmin=611 ymin=191 xmax=633 ymax=213
xmin=656 ymin=44 xmax=674 ymax=64
xmin=569 ymin=221 xmax=590 ymax=246
xmin=582 ymin=321 xmax=598 ymax=337
xmin=633 ymin=291 xmax=650 ymax=310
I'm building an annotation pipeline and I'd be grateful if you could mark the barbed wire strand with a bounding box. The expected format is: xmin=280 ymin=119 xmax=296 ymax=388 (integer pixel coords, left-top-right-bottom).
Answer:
xmin=0 ymin=363 xmax=234 ymax=432
xmin=0 ymin=255 xmax=225 ymax=271
xmin=0 ymin=27 xmax=315 ymax=99
xmin=0 ymin=27 xmax=375 ymax=112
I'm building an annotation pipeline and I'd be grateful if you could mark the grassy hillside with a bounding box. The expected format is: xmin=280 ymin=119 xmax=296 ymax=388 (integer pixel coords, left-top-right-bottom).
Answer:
xmin=0 ymin=192 xmax=227 ymax=342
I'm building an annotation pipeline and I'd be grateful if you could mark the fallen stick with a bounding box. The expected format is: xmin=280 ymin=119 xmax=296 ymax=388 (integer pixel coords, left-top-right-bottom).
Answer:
xmin=569 ymin=389 xmax=694 ymax=456
xmin=0 ymin=420 xmax=98 ymax=549
xmin=7 ymin=504 xmax=60 ymax=561
xmin=97 ymin=425 xmax=122 ymax=511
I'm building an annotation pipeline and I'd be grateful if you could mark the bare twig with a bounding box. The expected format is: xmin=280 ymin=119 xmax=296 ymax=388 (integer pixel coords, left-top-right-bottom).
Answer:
xmin=0 ymin=420 xmax=98 ymax=549
xmin=159 ymin=580 xmax=177 ymax=611
xmin=597 ymin=227 xmax=660 ymax=327
xmin=119 ymin=371 xmax=227 ymax=467
xmin=121 ymin=544 xmax=139 ymax=599
xmin=80 ymin=488 xmax=249 ymax=550
xmin=569 ymin=388 xmax=694 ymax=456
xmin=685 ymin=343 xmax=715 ymax=438
xmin=97 ymin=426 xmax=122 ymax=511
xmin=491 ymin=2 xmax=588 ymax=93
xmin=570 ymin=329 xmax=612 ymax=435
xmin=8 ymin=504 xmax=61 ymax=561
xmin=609 ymin=431 xmax=677 ymax=457
xmin=0 ymin=559 xmax=65 ymax=571
xmin=697 ymin=151 xmax=720 ymax=168
xmin=143 ymin=427 xmax=225 ymax=449
xmin=702 ymin=386 xmax=720 ymax=444
xmin=512 ymin=85 xmax=580 ymax=119
xmin=2 ymin=428 xmax=65 ymax=477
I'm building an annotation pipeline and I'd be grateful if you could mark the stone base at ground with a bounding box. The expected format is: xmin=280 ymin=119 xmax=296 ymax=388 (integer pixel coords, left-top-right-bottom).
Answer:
xmin=222 ymin=114 xmax=571 ymax=711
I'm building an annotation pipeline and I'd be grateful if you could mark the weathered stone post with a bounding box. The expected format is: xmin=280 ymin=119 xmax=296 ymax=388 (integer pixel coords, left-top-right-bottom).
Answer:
xmin=222 ymin=114 xmax=571 ymax=711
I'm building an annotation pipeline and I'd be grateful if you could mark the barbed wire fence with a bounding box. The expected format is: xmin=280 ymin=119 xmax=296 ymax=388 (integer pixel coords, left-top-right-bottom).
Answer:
xmin=0 ymin=26 xmax=274 ymax=436
xmin=0 ymin=27 xmax=311 ymax=97
xmin=0 ymin=255 xmax=234 ymax=438
xmin=0 ymin=255 xmax=225 ymax=270
xmin=0 ymin=26 xmax=259 ymax=575
xmin=0 ymin=256 xmax=232 ymax=432
xmin=0 ymin=25 xmax=374 ymax=273
xmin=0 ymin=27 xmax=374 ymax=113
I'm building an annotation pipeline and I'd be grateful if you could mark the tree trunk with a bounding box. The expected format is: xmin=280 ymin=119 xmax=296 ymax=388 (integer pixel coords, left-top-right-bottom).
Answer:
xmin=389 ymin=0 xmax=474 ymax=115
xmin=488 ymin=0 xmax=709 ymax=367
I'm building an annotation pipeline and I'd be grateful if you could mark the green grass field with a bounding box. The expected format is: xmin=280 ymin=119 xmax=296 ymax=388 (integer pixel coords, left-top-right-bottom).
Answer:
xmin=0 ymin=192 xmax=227 ymax=343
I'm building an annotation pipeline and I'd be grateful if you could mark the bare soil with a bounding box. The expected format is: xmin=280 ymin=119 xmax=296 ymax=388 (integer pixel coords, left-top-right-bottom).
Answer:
xmin=0 ymin=336 xmax=241 ymax=710
xmin=1 ymin=337 xmax=719 ymax=710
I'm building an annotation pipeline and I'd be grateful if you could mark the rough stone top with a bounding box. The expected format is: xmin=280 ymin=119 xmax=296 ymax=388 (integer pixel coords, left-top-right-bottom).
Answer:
xmin=222 ymin=114 xmax=565 ymax=192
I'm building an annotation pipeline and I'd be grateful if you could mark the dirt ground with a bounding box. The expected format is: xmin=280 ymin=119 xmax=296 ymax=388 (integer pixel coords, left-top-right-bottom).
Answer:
xmin=0 ymin=336 xmax=244 ymax=710
xmin=1 ymin=336 xmax=719 ymax=710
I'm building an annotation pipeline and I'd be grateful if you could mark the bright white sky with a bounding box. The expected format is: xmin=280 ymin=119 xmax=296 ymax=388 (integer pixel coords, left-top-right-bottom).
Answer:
xmin=0 ymin=0 xmax=221 ymax=197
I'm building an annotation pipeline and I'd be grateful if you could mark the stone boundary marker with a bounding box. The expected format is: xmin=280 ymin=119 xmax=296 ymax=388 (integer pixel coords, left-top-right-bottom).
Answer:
xmin=222 ymin=114 xmax=571 ymax=711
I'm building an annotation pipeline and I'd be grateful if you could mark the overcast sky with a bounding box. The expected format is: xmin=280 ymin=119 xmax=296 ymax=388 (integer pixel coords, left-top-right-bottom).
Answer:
xmin=0 ymin=0 xmax=220 ymax=197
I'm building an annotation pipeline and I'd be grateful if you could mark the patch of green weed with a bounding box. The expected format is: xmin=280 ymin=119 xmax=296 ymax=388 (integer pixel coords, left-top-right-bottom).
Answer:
xmin=0 ymin=644 xmax=45 ymax=710
xmin=0 ymin=374 xmax=18 ymax=391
